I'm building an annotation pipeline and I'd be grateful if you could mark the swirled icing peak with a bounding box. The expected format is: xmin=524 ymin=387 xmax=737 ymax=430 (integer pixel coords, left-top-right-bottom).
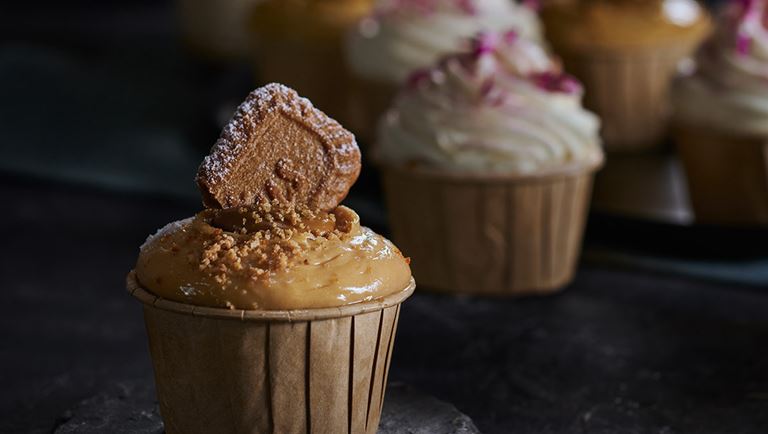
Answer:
xmin=374 ymin=0 xmax=539 ymax=15
xmin=376 ymin=31 xmax=602 ymax=173
xmin=345 ymin=0 xmax=543 ymax=84
xmin=673 ymin=0 xmax=768 ymax=135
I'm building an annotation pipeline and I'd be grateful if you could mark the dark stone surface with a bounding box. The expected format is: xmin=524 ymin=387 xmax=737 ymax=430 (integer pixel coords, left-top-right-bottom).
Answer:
xmin=379 ymin=383 xmax=479 ymax=434
xmin=2 ymin=3 xmax=767 ymax=432
xmin=50 ymin=381 xmax=478 ymax=434
xmin=53 ymin=382 xmax=162 ymax=434
xmin=1 ymin=176 xmax=767 ymax=434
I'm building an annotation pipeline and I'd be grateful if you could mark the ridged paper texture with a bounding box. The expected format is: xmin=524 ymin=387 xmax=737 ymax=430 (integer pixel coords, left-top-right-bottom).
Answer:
xmin=383 ymin=168 xmax=595 ymax=294
xmin=127 ymin=273 xmax=413 ymax=434
xmin=676 ymin=127 xmax=768 ymax=225
xmin=143 ymin=304 xmax=402 ymax=434
xmin=562 ymin=46 xmax=695 ymax=152
xmin=347 ymin=77 xmax=397 ymax=147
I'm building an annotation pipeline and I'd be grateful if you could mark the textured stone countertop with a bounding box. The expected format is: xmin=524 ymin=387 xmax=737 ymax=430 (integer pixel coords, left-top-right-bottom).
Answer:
xmin=1 ymin=175 xmax=767 ymax=433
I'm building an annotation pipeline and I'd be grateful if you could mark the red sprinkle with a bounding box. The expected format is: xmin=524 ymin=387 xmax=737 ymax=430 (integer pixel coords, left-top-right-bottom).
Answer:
xmin=522 ymin=0 xmax=541 ymax=11
xmin=406 ymin=68 xmax=432 ymax=89
xmin=530 ymin=72 xmax=582 ymax=94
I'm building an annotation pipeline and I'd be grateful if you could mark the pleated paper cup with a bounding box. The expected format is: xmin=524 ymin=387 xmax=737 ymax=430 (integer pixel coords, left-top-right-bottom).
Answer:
xmin=559 ymin=44 xmax=702 ymax=152
xmin=381 ymin=159 xmax=602 ymax=295
xmin=127 ymin=271 xmax=415 ymax=434
xmin=176 ymin=0 xmax=261 ymax=60
xmin=675 ymin=126 xmax=768 ymax=226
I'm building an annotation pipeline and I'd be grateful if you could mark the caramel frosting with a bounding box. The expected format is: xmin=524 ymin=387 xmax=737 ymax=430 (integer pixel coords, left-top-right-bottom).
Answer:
xmin=543 ymin=0 xmax=710 ymax=49
xmin=135 ymin=202 xmax=412 ymax=310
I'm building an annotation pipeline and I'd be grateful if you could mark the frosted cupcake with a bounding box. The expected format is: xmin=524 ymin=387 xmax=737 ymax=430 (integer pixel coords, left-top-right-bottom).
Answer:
xmin=673 ymin=0 xmax=768 ymax=225
xmin=542 ymin=0 xmax=711 ymax=151
xmin=128 ymin=84 xmax=414 ymax=434
xmin=377 ymin=31 xmax=603 ymax=295
xmin=345 ymin=0 xmax=543 ymax=143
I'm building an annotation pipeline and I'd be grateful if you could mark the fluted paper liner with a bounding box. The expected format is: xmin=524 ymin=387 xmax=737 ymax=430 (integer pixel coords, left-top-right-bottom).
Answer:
xmin=127 ymin=271 xmax=415 ymax=434
xmin=675 ymin=126 xmax=768 ymax=226
xmin=560 ymin=44 xmax=702 ymax=152
xmin=347 ymin=77 xmax=398 ymax=147
xmin=177 ymin=0 xmax=255 ymax=60
xmin=382 ymin=161 xmax=601 ymax=295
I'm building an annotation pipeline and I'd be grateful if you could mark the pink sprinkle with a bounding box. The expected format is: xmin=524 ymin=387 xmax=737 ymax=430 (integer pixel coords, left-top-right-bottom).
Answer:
xmin=731 ymin=0 xmax=768 ymax=56
xmin=478 ymin=79 xmax=509 ymax=107
xmin=736 ymin=31 xmax=752 ymax=55
xmin=472 ymin=32 xmax=499 ymax=57
xmin=530 ymin=72 xmax=583 ymax=94
xmin=522 ymin=0 xmax=540 ymax=11
xmin=737 ymin=0 xmax=755 ymax=12
xmin=411 ymin=0 xmax=437 ymax=14
xmin=480 ymin=79 xmax=495 ymax=97
xmin=457 ymin=0 xmax=477 ymax=14
xmin=503 ymin=30 xmax=518 ymax=45
xmin=407 ymin=68 xmax=432 ymax=89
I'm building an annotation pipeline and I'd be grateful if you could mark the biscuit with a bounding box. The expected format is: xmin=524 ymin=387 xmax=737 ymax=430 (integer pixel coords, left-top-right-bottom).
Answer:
xmin=196 ymin=83 xmax=361 ymax=210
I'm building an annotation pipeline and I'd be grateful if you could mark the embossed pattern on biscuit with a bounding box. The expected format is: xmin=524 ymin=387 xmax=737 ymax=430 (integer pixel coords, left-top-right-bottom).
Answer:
xmin=197 ymin=83 xmax=361 ymax=210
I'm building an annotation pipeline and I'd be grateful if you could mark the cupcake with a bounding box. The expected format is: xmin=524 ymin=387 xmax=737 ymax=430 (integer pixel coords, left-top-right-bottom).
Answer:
xmin=176 ymin=0 xmax=263 ymax=60
xmin=673 ymin=0 xmax=768 ymax=225
xmin=542 ymin=0 xmax=711 ymax=151
xmin=345 ymin=0 xmax=543 ymax=144
xmin=128 ymin=84 xmax=414 ymax=434
xmin=249 ymin=0 xmax=373 ymax=125
xmin=376 ymin=32 xmax=603 ymax=295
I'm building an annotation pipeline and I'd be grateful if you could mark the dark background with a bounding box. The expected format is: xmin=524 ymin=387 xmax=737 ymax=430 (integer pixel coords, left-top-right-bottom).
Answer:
xmin=1 ymin=1 xmax=767 ymax=433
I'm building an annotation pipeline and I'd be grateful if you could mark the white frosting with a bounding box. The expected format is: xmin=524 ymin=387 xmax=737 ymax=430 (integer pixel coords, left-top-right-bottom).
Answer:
xmin=345 ymin=0 xmax=543 ymax=84
xmin=673 ymin=1 xmax=768 ymax=135
xmin=376 ymin=32 xmax=602 ymax=173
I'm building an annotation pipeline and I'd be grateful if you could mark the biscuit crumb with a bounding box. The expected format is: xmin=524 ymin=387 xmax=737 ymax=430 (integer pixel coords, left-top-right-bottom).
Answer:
xmin=197 ymin=202 xmax=354 ymax=282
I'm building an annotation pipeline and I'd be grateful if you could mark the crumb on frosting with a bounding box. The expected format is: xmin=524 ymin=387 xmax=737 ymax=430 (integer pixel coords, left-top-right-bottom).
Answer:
xmin=196 ymin=200 xmax=355 ymax=284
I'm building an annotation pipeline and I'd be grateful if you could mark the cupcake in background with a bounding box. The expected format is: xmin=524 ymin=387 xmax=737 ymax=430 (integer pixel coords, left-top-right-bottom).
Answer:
xmin=673 ymin=0 xmax=768 ymax=226
xmin=377 ymin=31 xmax=603 ymax=295
xmin=345 ymin=0 xmax=543 ymax=144
xmin=542 ymin=0 xmax=710 ymax=152
xmin=249 ymin=0 xmax=373 ymax=124
xmin=177 ymin=0 xmax=263 ymax=60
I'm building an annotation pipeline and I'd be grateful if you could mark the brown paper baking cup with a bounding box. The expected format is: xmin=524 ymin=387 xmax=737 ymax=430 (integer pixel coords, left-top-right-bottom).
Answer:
xmin=381 ymin=159 xmax=601 ymax=295
xmin=559 ymin=45 xmax=701 ymax=152
xmin=127 ymin=271 xmax=415 ymax=434
xmin=176 ymin=0 xmax=259 ymax=60
xmin=675 ymin=126 xmax=768 ymax=226
xmin=347 ymin=76 xmax=398 ymax=147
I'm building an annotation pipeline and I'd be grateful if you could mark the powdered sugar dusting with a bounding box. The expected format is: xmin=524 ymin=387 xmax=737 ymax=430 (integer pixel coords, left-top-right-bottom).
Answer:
xmin=196 ymin=83 xmax=360 ymax=209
